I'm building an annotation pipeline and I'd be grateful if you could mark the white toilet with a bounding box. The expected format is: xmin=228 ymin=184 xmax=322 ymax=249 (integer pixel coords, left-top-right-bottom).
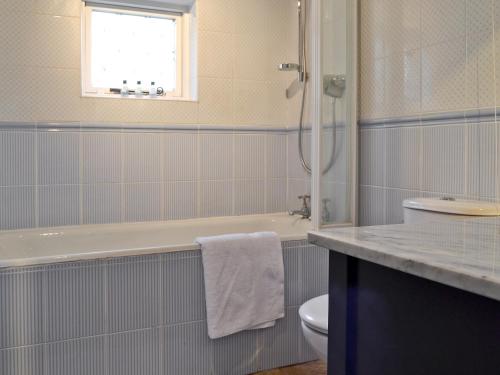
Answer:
xmin=299 ymin=294 xmax=328 ymax=362
xmin=299 ymin=197 xmax=500 ymax=363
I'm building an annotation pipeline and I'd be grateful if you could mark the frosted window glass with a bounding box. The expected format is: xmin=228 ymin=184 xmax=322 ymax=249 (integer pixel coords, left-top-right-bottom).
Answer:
xmin=91 ymin=10 xmax=177 ymax=92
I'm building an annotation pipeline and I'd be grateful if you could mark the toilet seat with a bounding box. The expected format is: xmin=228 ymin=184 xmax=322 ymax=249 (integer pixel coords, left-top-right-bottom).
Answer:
xmin=299 ymin=294 xmax=328 ymax=335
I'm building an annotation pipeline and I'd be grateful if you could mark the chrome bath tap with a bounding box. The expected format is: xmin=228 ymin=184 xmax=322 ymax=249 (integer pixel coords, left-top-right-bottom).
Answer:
xmin=289 ymin=195 xmax=311 ymax=219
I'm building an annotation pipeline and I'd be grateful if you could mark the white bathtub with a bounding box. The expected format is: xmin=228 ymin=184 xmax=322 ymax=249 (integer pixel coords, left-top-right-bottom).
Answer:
xmin=0 ymin=213 xmax=312 ymax=268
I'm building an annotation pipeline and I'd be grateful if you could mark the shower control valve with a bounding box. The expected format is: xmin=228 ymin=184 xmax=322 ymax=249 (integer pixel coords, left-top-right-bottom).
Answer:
xmin=323 ymin=74 xmax=346 ymax=98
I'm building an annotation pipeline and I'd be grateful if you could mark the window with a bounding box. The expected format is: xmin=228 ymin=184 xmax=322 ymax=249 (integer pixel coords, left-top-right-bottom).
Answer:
xmin=82 ymin=3 xmax=195 ymax=100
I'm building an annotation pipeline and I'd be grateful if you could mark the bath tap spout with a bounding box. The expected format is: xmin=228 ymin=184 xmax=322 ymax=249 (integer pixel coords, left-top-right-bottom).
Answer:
xmin=288 ymin=195 xmax=311 ymax=219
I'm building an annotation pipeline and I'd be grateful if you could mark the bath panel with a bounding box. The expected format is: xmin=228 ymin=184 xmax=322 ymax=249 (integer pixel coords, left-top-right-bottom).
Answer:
xmin=0 ymin=241 xmax=328 ymax=374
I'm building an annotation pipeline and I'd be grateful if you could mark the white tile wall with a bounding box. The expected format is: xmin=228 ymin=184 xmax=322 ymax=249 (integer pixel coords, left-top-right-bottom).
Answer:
xmin=0 ymin=0 xmax=297 ymax=127
xmin=360 ymin=0 xmax=500 ymax=120
xmin=359 ymin=0 xmax=500 ymax=226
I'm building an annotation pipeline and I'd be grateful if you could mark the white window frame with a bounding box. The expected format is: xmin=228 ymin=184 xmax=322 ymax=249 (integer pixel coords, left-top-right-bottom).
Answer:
xmin=81 ymin=2 xmax=194 ymax=100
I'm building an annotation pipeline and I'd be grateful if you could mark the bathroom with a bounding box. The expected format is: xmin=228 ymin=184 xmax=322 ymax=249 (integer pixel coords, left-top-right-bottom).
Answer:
xmin=0 ymin=0 xmax=499 ymax=374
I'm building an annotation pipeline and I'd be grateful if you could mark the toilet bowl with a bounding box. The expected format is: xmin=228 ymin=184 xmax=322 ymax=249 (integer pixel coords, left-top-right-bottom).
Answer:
xmin=299 ymin=294 xmax=328 ymax=362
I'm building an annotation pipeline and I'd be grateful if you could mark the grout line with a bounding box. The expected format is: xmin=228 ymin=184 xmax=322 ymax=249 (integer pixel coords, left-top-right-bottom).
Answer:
xmin=160 ymin=133 xmax=166 ymax=221
xmin=492 ymin=0 xmax=499 ymax=202
xmin=34 ymin=124 xmax=40 ymax=228
xmin=79 ymin=127 xmax=84 ymax=225
xmin=196 ymin=129 xmax=201 ymax=218
xmin=232 ymin=131 xmax=236 ymax=216
xmin=120 ymin=128 xmax=125 ymax=223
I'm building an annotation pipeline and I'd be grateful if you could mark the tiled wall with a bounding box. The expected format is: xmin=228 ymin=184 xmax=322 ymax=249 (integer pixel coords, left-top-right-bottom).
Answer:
xmin=0 ymin=0 xmax=310 ymax=229
xmin=359 ymin=0 xmax=500 ymax=225
xmin=0 ymin=241 xmax=329 ymax=375
xmin=0 ymin=0 xmax=298 ymax=127
xmin=0 ymin=124 xmax=301 ymax=230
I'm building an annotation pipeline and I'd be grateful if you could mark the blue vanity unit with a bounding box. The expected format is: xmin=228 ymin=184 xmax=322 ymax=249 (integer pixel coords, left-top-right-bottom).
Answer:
xmin=309 ymin=218 xmax=500 ymax=375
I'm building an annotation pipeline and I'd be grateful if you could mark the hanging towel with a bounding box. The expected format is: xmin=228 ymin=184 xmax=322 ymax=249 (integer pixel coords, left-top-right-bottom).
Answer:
xmin=196 ymin=232 xmax=285 ymax=339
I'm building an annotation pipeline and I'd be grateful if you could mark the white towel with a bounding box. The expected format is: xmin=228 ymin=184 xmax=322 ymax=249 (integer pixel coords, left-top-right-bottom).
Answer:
xmin=196 ymin=232 xmax=285 ymax=339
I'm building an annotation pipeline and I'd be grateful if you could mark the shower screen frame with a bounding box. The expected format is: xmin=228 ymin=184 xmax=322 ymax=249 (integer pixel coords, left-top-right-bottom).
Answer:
xmin=309 ymin=0 xmax=358 ymax=230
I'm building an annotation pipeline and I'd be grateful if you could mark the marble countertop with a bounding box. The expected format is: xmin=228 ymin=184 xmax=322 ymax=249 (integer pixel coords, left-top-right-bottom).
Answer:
xmin=308 ymin=218 xmax=500 ymax=302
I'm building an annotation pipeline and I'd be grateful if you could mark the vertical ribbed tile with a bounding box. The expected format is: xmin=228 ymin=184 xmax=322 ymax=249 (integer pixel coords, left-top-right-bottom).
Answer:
xmin=0 ymin=131 xmax=35 ymax=186
xmin=287 ymin=178 xmax=308 ymax=210
xmin=109 ymin=328 xmax=161 ymax=375
xmin=283 ymin=247 xmax=301 ymax=307
xmin=38 ymin=185 xmax=80 ymax=227
xmin=323 ymin=128 xmax=347 ymax=184
xmin=386 ymin=126 xmax=421 ymax=190
xmin=200 ymin=180 xmax=233 ymax=217
xmin=38 ymin=131 xmax=80 ymax=185
xmin=212 ymin=328 xmax=260 ymax=375
xmin=163 ymin=322 xmax=212 ymax=375
xmin=162 ymin=254 xmax=206 ymax=325
xmin=260 ymin=307 xmax=301 ymax=371
xmin=200 ymin=132 xmax=234 ymax=180
xmin=123 ymin=183 xmax=161 ymax=222
xmin=359 ymin=185 xmax=386 ymax=226
xmin=0 ymin=345 xmax=43 ymax=375
xmin=386 ymin=188 xmax=421 ymax=225
xmin=82 ymin=184 xmax=122 ymax=224
xmin=45 ymin=336 xmax=107 ymax=375
xmin=163 ymin=181 xmax=198 ymax=220
xmin=301 ymin=245 xmax=329 ymax=304
xmin=45 ymin=261 xmax=106 ymax=342
xmin=467 ymin=122 xmax=496 ymax=199
xmin=287 ymin=131 xmax=308 ymax=179
xmin=495 ymin=0 xmax=500 ymax=106
xmin=107 ymin=256 xmax=161 ymax=333
xmin=234 ymin=134 xmax=266 ymax=179
xmin=0 ymin=240 xmax=327 ymax=373
xmin=234 ymin=179 xmax=265 ymax=215
xmin=282 ymin=239 xmax=309 ymax=249
xmin=422 ymin=125 xmax=465 ymax=195
xmin=0 ymin=186 xmax=36 ymax=230
xmin=266 ymin=178 xmax=286 ymax=213
xmin=163 ymin=132 xmax=198 ymax=182
xmin=82 ymin=132 xmax=122 ymax=184
xmin=266 ymin=133 xmax=287 ymax=179
xmin=123 ymin=132 xmax=162 ymax=183
xmin=360 ymin=128 xmax=386 ymax=186
xmin=0 ymin=269 xmax=44 ymax=349
xmin=321 ymin=181 xmax=349 ymax=224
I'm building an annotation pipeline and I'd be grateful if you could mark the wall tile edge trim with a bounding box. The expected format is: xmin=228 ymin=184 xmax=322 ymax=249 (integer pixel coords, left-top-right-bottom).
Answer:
xmin=0 ymin=122 xmax=294 ymax=133
xmin=359 ymin=108 xmax=497 ymax=128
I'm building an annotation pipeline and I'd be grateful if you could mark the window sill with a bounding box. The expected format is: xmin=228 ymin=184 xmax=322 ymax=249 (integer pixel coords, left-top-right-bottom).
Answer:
xmin=81 ymin=93 xmax=197 ymax=102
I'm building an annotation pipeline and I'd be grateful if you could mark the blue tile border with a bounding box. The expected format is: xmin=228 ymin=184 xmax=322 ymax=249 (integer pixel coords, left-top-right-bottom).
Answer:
xmin=0 ymin=121 xmax=348 ymax=133
xmin=0 ymin=122 xmax=292 ymax=133
xmin=359 ymin=107 xmax=498 ymax=128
